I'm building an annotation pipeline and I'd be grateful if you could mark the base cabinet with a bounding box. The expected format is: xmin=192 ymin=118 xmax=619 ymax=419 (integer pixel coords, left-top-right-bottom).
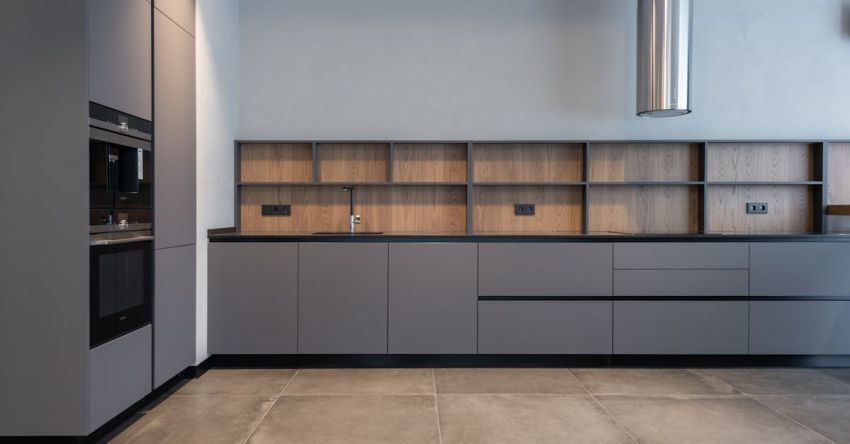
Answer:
xmin=750 ymin=301 xmax=850 ymax=354
xmin=299 ymin=243 xmax=388 ymax=354
xmin=154 ymin=246 xmax=195 ymax=388
xmin=478 ymin=301 xmax=613 ymax=354
xmin=209 ymin=243 xmax=298 ymax=354
xmin=613 ymin=301 xmax=748 ymax=355
xmin=89 ymin=326 xmax=151 ymax=432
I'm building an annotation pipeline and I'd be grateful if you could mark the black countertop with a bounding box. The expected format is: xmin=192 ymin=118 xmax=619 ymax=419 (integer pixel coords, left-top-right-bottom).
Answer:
xmin=208 ymin=228 xmax=850 ymax=243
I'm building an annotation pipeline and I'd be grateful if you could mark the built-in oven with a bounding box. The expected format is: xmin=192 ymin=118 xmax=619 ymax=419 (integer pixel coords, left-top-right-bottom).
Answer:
xmin=89 ymin=102 xmax=154 ymax=348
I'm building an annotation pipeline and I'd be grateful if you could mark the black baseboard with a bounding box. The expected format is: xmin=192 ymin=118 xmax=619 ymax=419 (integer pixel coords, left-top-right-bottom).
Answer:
xmin=211 ymin=354 xmax=850 ymax=368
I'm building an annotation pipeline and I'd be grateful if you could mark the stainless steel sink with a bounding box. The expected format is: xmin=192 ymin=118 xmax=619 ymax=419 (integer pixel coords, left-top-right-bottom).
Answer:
xmin=312 ymin=231 xmax=384 ymax=235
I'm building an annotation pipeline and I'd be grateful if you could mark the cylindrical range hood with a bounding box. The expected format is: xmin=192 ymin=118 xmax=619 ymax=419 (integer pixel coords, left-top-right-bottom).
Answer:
xmin=636 ymin=0 xmax=692 ymax=117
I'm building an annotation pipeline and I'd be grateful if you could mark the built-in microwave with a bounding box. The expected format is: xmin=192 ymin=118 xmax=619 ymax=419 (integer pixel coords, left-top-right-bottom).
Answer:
xmin=89 ymin=128 xmax=152 ymax=211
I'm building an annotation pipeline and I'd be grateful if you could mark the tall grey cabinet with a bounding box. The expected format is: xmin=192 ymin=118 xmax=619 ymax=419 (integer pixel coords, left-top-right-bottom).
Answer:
xmin=153 ymin=1 xmax=197 ymax=387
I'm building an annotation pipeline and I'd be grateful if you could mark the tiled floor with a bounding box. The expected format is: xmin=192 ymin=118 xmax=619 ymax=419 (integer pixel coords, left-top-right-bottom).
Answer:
xmin=105 ymin=367 xmax=850 ymax=444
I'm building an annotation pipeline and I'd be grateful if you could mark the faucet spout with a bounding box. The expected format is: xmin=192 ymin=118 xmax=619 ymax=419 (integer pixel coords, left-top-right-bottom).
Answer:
xmin=342 ymin=186 xmax=360 ymax=233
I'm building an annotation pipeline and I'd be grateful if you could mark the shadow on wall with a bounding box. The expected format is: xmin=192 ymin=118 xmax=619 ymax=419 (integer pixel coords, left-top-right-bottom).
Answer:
xmin=844 ymin=1 xmax=850 ymax=38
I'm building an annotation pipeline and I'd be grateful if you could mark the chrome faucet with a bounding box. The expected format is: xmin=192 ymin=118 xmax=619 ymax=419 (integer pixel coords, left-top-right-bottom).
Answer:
xmin=343 ymin=186 xmax=361 ymax=234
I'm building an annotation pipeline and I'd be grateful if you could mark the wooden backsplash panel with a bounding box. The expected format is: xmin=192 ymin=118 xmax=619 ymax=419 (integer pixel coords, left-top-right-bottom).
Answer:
xmin=240 ymin=143 xmax=312 ymax=182
xmin=392 ymin=143 xmax=467 ymax=183
xmin=589 ymin=143 xmax=700 ymax=182
xmin=241 ymin=185 xmax=466 ymax=233
xmin=707 ymin=143 xmax=814 ymax=181
xmin=828 ymin=143 xmax=850 ymax=232
xmin=473 ymin=186 xmax=582 ymax=232
xmin=473 ymin=143 xmax=583 ymax=183
xmin=588 ymin=186 xmax=700 ymax=233
xmin=317 ymin=143 xmax=389 ymax=182
xmin=707 ymin=185 xmax=813 ymax=233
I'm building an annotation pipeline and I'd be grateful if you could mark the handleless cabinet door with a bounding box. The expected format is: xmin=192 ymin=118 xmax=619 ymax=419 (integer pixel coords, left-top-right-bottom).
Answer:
xmin=299 ymin=243 xmax=388 ymax=354
xmin=154 ymin=245 xmax=195 ymax=388
xmin=88 ymin=0 xmax=152 ymax=119
xmin=90 ymin=326 xmax=152 ymax=432
xmin=208 ymin=243 xmax=298 ymax=354
xmin=751 ymin=243 xmax=850 ymax=297
xmin=154 ymin=9 xmax=195 ymax=249
xmin=388 ymin=243 xmax=477 ymax=354
xmin=154 ymin=0 xmax=194 ymax=36
xmin=750 ymin=301 xmax=850 ymax=354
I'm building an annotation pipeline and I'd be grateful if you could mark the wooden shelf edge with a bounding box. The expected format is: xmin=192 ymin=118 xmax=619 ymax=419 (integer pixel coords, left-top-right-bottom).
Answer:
xmin=827 ymin=205 xmax=850 ymax=216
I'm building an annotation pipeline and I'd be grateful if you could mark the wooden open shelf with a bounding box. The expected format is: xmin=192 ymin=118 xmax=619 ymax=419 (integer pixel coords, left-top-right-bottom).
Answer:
xmin=234 ymin=140 xmax=838 ymax=234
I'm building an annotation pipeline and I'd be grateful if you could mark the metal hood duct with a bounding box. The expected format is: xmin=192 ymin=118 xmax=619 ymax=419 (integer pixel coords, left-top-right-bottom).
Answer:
xmin=636 ymin=0 xmax=692 ymax=117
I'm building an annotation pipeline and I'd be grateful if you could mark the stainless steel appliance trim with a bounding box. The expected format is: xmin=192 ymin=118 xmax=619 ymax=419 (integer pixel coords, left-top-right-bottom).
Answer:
xmin=89 ymin=223 xmax=152 ymax=234
xmin=89 ymin=119 xmax=153 ymax=143
xmin=89 ymin=235 xmax=154 ymax=246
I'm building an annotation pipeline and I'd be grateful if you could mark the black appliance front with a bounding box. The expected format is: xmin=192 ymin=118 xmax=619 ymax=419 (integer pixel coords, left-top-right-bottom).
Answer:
xmin=89 ymin=140 xmax=152 ymax=210
xmin=90 ymin=240 xmax=152 ymax=348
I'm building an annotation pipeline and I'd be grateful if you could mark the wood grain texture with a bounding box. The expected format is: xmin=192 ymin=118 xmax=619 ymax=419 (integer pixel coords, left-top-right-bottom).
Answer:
xmin=392 ymin=143 xmax=467 ymax=183
xmin=241 ymin=185 xmax=466 ymax=233
xmin=707 ymin=185 xmax=813 ymax=233
xmin=588 ymin=186 xmax=700 ymax=233
xmin=588 ymin=143 xmax=700 ymax=182
xmin=707 ymin=143 xmax=814 ymax=182
xmin=317 ymin=143 xmax=389 ymax=182
xmin=240 ymin=143 xmax=312 ymax=182
xmin=473 ymin=143 xmax=583 ymax=183
xmin=826 ymin=205 xmax=850 ymax=216
xmin=473 ymin=186 xmax=583 ymax=232
xmin=828 ymin=143 xmax=850 ymax=232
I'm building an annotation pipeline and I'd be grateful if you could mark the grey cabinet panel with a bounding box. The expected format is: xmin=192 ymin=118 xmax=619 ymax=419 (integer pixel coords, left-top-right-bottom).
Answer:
xmin=90 ymin=326 xmax=152 ymax=432
xmin=751 ymin=243 xmax=850 ymax=297
xmin=388 ymin=243 xmax=477 ymax=354
xmin=1 ymin=1 xmax=89 ymax=435
xmin=613 ymin=301 xmax=748 ymax=354
xmin=478 ymin=301 xmax=613 ymax=354
xmin=154 ymin=9 xmax=196 ymax=249
xmin=479 ymin=243 xmax=613 ymax=296
xmin=154 ymin=245 xmax=195 ymax=388
xmin=614 ymin=270 xmax=749 ymax=296
xmin=750 ymin=301 xmax=850 ymax=354
xmin=299 ymin=243 xmax=388 ymax=354
xmin=154 ymin=0 xmax=194 ymax=35
xmin=208 ymin=243 xmax=298 ymax=354
xmin=88 ymin=0 xmax=152 ymax=119
xmin=614 ymin=243 xmax=749 ymax=269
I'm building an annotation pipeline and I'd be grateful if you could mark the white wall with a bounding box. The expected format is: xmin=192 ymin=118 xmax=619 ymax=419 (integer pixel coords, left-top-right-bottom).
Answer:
xmin=196 ymin=0 xmax=239 ymax=364
xmin=239 ymin=0 xmax=850 ymax=140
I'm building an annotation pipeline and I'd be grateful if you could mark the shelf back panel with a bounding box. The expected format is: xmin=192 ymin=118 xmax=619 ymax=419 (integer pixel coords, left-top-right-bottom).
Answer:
xmin=473 ymin=143 xmax=583 ymax=183
xmin=588 ymin=143 xmax=701 ymax=182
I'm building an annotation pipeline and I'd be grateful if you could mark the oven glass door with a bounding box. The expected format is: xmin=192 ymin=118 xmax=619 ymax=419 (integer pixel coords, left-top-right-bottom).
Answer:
xmin=90 ymin=240 xmax=152 ymax=347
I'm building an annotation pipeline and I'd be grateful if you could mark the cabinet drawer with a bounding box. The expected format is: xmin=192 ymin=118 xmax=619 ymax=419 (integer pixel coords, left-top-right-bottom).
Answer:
xmin=750 ymin=301 xmax=850 ymax=354
xmin=614 ymin=270 xmax=749 ymax=297
xmin=751 ymin=243 xmax=850 ymax=297
xmin=613 ymin=301 xmax=748 ymax=354
xmin=478 ymin=243 xmax=612 ymax=296
xmin=478 ymin=301 xmax=612 ymax=354
xmin=90 ymin=326 xmax=151 ymax=432
xmin=615 ymin=243 xmax=748 ymax=269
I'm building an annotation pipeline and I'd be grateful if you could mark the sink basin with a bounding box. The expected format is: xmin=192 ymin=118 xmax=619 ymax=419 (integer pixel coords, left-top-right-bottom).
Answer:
xmin=312 ymin=231 xmax=384 ymax=235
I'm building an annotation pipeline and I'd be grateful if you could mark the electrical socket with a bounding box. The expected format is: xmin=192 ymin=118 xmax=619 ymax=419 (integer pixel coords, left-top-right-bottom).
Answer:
xmin=515 ymin=204 xmax=535 ymax=216
xmin=262 ymin=204 xmax=291 ymax=216
xmin=746 ymin=202 xmax=768 ymax=214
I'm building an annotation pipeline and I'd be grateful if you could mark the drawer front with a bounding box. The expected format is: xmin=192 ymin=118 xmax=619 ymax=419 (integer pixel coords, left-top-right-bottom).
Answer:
xmin=614 ymin=270 xmax=749 ymax=297
xmin=615 ymin=243 xmax=749 ymax=269
xmin=478 ymin=243 xmax=613 ymax=296
xmin=750 ymin=301 xmax=850 ymax=355
xmin=751 ymin=243 xmax=850 ymax=297
xmin=613 ymin=301 xmax=748 ymax=354
xmin=90 ymin=326 xmax=152 ymax=432
xmin=478 ymin=301 xmax=612 ymax=354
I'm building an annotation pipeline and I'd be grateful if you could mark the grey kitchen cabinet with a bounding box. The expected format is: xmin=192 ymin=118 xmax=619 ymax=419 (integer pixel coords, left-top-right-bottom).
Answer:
xmin=614 ymin=243 xmax=749 ymax=269
xmin=478 ymin=301 xmax=613 ymax=354
xmin=750 ymin=301 xmax=850 ymax=354
xmin=87 ymin=0 xmax=152 ymax=119
xmin=613 ymin=301 xmax=748 ymax=354
xmin=299 ymin=243 xmax=389 ymax=354
xmin=89 ymin=326 xmax=152 ymax=432
xmin=154 ymin=8 xmax=196 ymax=249
xmin=154 ymin=245 xmax=195 ymax=388
xmin=388 ymin=243 xmax=477 ymax=354
xmin=614 ymin=270 xmax=749 ymax=297
xmin=154 ymin=0 xmax=195 ymax=35
xmin=208 ymin=243 xmax=298 ymax=354
xmin=751 ymin=243 xmax=850 ymax=297
xmin=478 ymin=243 xmax=613 ymax=296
